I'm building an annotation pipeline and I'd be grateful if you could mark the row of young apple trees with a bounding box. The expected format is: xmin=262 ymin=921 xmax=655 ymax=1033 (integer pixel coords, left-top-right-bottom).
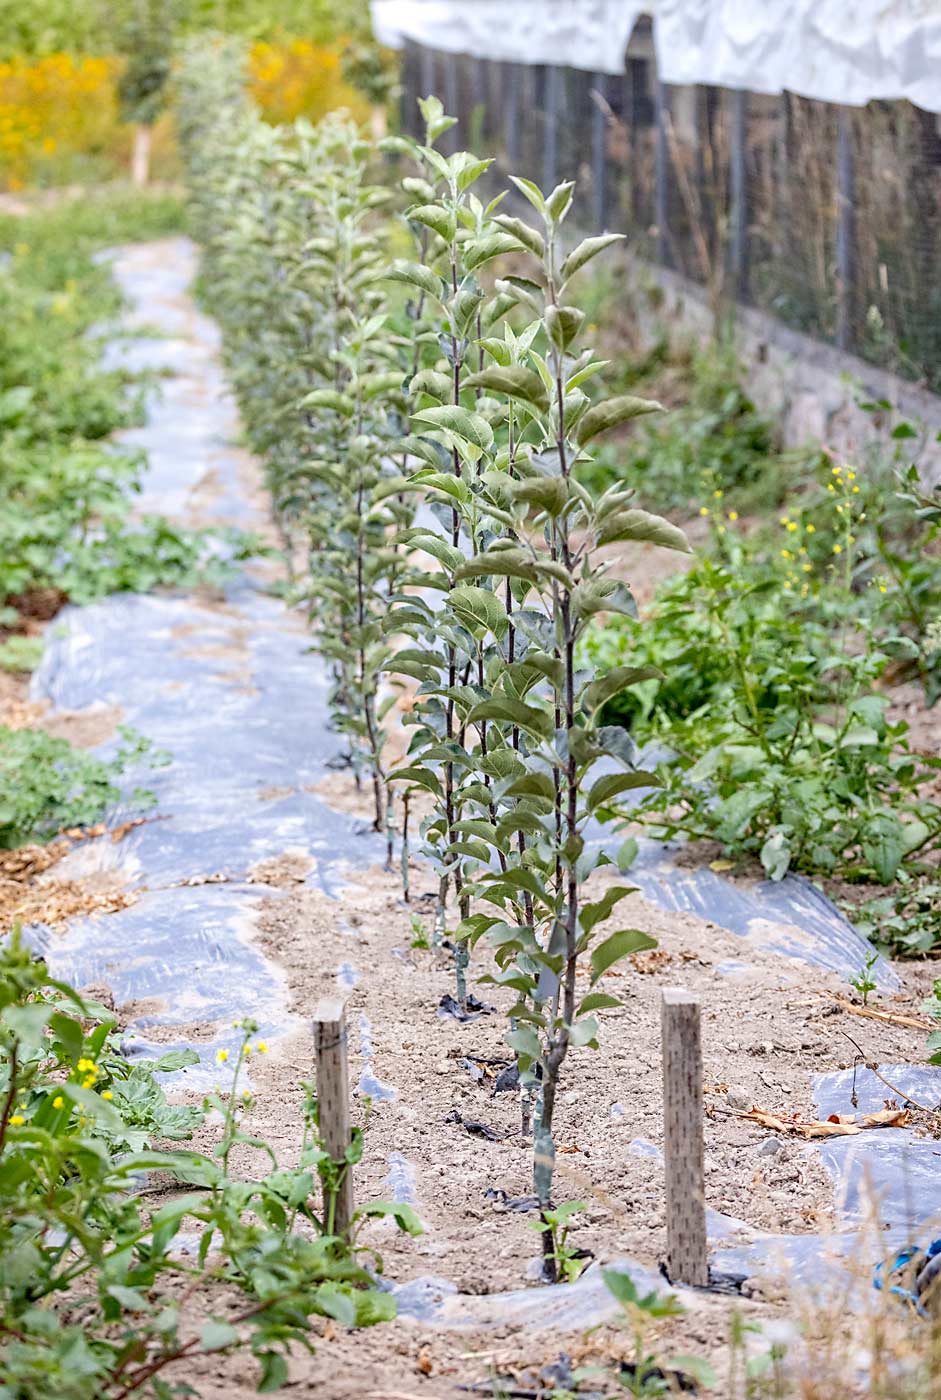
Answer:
xmin=178 ymin=37 xmax=690 ymax=1278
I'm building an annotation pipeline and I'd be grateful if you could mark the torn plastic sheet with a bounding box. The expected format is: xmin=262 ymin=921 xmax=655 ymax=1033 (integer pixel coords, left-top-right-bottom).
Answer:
xmin=48 ymin=883 xmax=295 ymax=1091
xmin=622 ymin=838 xmax=898 ymax=991
xmin=813 ymin=1064 xmax=941 ymax=1234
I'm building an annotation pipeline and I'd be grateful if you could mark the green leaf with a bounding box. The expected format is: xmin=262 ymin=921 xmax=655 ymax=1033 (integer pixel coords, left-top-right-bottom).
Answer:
xmin=587 ymin=770 xmax=660 ymax=810
xmin=863 ymin=813 xmax=905 ymax=884
xmin=456 ymin=155 xmax=495 ymax=191
xmin=455 ymin=546 xmax=538 ymax=583
xmin=510 ymin=476 xmax=569 ymax=516
xmin=575 ymin=394 xmax=663 ymax=445
xmin=257 ymin=1352 xmax=289 ymax=1393
xmin=358 ymin=1200 xmax=424 ymax=1235
xmin=407 ymin=203 xmax=456 ymax=240
xmin=577 ymin=991 xmax=622 ymax=1014
xmin=509 ymin=175 xmax=546 ymax=214
xmin=760 ymin=830 xmax=792 ymax=881
xmin=493 ymin=213 xmax=545 ymax=257
xmin=591 ymin=928 xmax=657 ymax=983
xmin=200 ymin=1321 xmax=238 ymax=1352
xmin=545 ymin=304 xmax=585 ymax=351
xmin=449 ymin=584 xmax=507 ymax=637
xmin=545 ymin=180 xmax=575 ymax=222
xmin=464 ymin=231 xmax=527 ymax=271
xmin=467 ymin=696 xmax=552 ymax=738
xmin=151 ymin=1048 xmax=201 ymax=1073
xmin=412 ymin=405 xmax=494 ymax=451
xmin=580 ymin=885 xmax=637 ymax=937
xmin=597 ymin=508 xmax=691 ymax=552
xmin=462 ymin=365 xmax=549 ymax=411
xmin=507 ymin=1025 xmax=543 ymax=1061
xmin=560 ymin=233 xmax=625 ymax=282
xmin=569 ymin=1015 xmax=599 ymax=1048
xmin=383 ymin=259 xmax=444 ymax=301
xmin=583 ymin=664 xmax=663 ymax=713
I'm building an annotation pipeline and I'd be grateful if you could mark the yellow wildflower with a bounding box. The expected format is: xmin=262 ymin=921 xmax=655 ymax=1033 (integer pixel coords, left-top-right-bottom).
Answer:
xmin=52 ymin=1096 xmax=64 ymax=1109
xmin=102 ymin=1090 xmax=113 ymax=1101
xmin=256 ymin=1040 xmax=268 ymax=1054
xmin=728 ymin=511 xmax=738 ymax=521
xmin=216 ymin=1049 xmax=229 ymax=1064
xmin=10 ymin=1114 xmax=24 ymax=1126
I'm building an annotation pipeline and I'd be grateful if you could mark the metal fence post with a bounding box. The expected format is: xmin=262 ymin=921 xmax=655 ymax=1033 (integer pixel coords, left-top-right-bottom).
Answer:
xmin=655 ymin=78 xmax=671 ymax=266
xmin=544 ymin=63 xmax=560 ymax=192
xmin=444 ymin=52 xmax=459 ymax=148
xmin=505 ymin=61 xmax=521 ymax=168
xmin=419 ymin=43 xmax=433 ymax=100
xmin=836 ymin=106 xmax=856 ymax=351
xmin=729 ymin=87 xmax=749 ymax=300
xmin=591 ymin=70 xmax=608 ymax=230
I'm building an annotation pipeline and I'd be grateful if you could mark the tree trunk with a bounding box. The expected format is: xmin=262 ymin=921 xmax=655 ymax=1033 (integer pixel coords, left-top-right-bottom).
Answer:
xmin=132 ymin=124 xmax=152 ymax=188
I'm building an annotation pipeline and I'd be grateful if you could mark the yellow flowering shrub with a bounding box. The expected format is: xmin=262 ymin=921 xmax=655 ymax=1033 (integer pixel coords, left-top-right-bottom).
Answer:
xmin=0 ymin=52 xmax=123 ymax=188
xmin=0 ymin=41 xmax=368 ymax=191
xmin=248 ymin=38 xmax=370 ymax=127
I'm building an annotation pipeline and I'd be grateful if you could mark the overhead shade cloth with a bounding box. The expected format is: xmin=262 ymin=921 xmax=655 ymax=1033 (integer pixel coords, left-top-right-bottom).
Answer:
xmin=373 ymin=0 xmax=941 ymax=112
xmin=655 ymin=0 xmax=941 ymax=113
xmin=371 ymin=0 xmax=647 ymax=76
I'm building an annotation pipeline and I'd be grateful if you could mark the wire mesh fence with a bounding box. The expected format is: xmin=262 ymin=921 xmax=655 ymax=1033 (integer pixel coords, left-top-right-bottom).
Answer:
xmin=399 ymin=35 xmax=941 ymax=394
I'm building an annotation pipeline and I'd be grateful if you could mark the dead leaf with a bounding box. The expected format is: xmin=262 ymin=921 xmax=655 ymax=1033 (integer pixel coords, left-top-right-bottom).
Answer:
xmin=740 ymin=1105 xmax=910 ymax=1139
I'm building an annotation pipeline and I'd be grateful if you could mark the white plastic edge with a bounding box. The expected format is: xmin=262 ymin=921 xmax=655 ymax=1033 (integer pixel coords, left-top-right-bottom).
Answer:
xmin=372 ymin=0 xmax=941 ymax=114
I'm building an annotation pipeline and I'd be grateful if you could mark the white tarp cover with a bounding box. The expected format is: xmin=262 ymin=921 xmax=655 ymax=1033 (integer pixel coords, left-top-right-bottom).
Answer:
xmin=373 ymin=0 xmax=941 ymax=112
xmin=370 ymin=0 xmax=647 ymax=76
xmin=656 ymin=0 xmax=941 ymax=113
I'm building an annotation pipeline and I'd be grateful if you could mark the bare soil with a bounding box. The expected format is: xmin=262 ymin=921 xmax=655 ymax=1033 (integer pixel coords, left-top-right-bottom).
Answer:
xmin=141 ymin=791 xmax=934 ymax=1398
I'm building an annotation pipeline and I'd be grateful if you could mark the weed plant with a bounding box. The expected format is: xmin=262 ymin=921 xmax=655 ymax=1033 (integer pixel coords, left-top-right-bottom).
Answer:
xmin=0 ymin=932 xmax=419 ymax=1397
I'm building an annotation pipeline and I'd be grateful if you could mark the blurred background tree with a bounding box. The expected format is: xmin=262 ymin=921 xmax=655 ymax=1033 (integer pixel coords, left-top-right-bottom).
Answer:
xmin=116 ymin=0 xmax=185 ymax=186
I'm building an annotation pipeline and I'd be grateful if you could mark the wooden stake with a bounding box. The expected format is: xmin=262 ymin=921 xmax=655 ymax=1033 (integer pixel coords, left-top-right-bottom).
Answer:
xmin=313 ymin=998 xmax=354 ymax=1237
xmin=661 ymin=988 xmax=708 ymax=1286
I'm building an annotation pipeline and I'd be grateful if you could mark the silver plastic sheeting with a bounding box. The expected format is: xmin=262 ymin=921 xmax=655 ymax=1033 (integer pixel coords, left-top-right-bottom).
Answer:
xmin=33 ymin=239 xmax=382 ymax=1076
xmin=627 ymin=839 xmax=899 ymax=992
xmin=814 ymin=1064 xmax=941 ymax=1235
xmin=371 ymin=0 xmax=646 ymax=75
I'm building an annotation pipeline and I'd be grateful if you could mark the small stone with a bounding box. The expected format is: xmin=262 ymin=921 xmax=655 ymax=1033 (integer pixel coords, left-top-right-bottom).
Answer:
xmin=757 ymin=1136 xmax=784 ymax=1158
xmin=726 ymin=1040 xmax=740 ymax=1053
xmin=726 ymin=1086 xmax=752 ymax=1112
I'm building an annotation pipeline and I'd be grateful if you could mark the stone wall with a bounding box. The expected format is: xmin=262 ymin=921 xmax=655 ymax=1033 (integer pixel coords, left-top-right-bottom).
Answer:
xmin=624 ymin=256 xmax=941 ymax=488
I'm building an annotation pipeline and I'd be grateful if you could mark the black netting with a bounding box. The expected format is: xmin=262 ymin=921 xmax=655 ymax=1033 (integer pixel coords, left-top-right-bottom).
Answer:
xmin=400 ymin=39 xmax=941 ymax=392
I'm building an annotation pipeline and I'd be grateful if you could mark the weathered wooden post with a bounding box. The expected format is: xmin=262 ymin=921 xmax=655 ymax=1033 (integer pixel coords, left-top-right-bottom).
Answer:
xmin=313 ymin=997 xmax=354 ymax=1237
xmin=661 ymin=988 xmax=709 ymax=1286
